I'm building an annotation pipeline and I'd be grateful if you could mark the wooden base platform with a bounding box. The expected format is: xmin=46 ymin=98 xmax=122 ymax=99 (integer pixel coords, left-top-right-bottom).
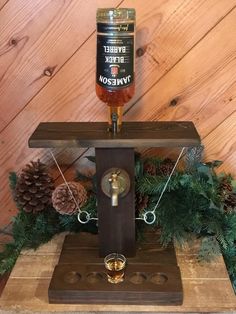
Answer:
xmin=1 ymin=232 xmax=236 ymax=312
xmin=48 ymin=233 xmax=183 ymax=305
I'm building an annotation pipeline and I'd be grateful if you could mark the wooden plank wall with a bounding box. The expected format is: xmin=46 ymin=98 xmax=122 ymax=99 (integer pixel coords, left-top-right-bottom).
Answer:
xmin=0 ymin=0 xmax=236 ymax=228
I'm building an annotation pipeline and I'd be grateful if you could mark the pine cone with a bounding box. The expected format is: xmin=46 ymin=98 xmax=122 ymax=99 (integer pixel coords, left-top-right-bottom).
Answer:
xmin=144 ymin=162 xmax=156 ymax=176
xmin=52 ymin=182 xmax=88 ymax=215
xmin=135 ymin=193 xmax=149 ymax=213
xmin=218 ymin=178 xmax=236 ymax=212
xmin=218 ymin=178 xmax=232 ymax=201
xmin=158 ymin=158 xmax=175 ymax=176
xmin=219 ymin=179 xmax=233 ymax=195
xmin=225 ymin=194 xmax=236 ymax=212
xmin=15 ymin=160 xmax=54 ymax=213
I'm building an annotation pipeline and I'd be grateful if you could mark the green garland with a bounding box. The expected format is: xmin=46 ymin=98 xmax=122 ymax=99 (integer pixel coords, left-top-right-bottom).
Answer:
xmin=134 ymin=156 xmax=236 ymax=290
xmin=1 ymin=155 xmax=236 ymax=292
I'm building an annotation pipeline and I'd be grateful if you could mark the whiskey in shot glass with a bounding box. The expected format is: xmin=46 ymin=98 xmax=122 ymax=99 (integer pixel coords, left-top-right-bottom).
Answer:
xmin=104 ymin=253 xmax=126 ymax=284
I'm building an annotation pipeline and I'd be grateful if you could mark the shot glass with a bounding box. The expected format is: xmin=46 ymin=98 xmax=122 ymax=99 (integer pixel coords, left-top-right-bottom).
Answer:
xmin=104 ymin=253 xmax=126 ymax=284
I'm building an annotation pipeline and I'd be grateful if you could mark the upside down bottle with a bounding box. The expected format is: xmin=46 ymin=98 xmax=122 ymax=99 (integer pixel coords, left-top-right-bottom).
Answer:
xmin=96 ymin=8 xmax=136 ymax=131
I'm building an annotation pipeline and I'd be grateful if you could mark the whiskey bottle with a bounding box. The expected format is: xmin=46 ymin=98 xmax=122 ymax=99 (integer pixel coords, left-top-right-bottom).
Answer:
xmin=96 ymin=8 xmax=136 ymax=131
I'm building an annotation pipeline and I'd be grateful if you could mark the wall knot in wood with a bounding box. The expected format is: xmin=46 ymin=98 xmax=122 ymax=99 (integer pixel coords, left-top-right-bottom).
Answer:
xmin=136 ymin=45 xmax=147 ymax=57
xmin=44 ymin=66 xmax=57 ymax=77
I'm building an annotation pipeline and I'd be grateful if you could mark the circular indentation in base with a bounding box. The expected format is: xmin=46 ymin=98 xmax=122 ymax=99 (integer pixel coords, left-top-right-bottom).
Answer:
xmin=63 ymin=271 xmax=81 ymax=284
xmin=149 ymin=273 xmax=168 ymax=284
xmin=129 ymin=272 xmax=147 ymax=284
xmin=86 ymin=272 xmax=105 ymax=284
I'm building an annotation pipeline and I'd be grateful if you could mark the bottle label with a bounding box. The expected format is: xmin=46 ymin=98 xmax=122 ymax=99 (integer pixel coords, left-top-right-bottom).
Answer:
xmin=96 ymin=23 xmax=134 ymax=90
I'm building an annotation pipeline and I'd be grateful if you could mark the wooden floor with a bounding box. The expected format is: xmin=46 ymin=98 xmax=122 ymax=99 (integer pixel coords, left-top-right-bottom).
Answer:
xmin=0 ymin=233 xmax=12 ymax=297
xmin=0 ymin=0 xmax=236 ymax=228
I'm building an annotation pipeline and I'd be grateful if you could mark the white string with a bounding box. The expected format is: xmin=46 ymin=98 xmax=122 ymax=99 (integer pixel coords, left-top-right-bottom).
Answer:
xmin=50 ymin=150 xmax=98 ymax=224
xmin=152 ymin=147 xmax=185 ymax=213
xmin=50 ymin=147 xmax=185 ymax=225
xmin=50 ymin=150 xmax=81 ymax=213
xmin=137 ymin=147 xmax=186 ymax=224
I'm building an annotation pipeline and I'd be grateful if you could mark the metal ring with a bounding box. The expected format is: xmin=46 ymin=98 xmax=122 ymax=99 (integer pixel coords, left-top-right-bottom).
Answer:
xmin=143 ymin=211 xmax=156 ymax=225
xmin=77 ymin=211 xmax=91 ymax=224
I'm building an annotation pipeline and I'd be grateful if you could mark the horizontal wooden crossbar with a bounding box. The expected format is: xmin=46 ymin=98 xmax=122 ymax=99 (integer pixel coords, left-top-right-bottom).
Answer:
xmin=29 ymin=121 xmax=201 ymax=148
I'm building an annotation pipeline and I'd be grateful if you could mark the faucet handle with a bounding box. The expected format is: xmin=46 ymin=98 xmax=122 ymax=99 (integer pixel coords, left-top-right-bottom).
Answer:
xmin=101 ymin=168 xmax=130 ymax=207
xmin=109 ymin=172 xmax=120 ymax=207
xmin=108 ymin=172 xmax=118 ymax=183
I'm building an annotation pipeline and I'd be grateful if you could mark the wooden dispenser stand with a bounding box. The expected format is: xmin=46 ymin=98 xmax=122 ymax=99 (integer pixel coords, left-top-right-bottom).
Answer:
xmin=29 ymin=121 xmax=200 ymax=305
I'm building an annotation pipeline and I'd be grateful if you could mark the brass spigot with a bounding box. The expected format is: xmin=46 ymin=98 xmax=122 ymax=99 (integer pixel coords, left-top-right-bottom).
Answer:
xmin=101 ymin=168 xmax=130 ymax=207
xmin=108 ymin=172 xmax=120 ymax=207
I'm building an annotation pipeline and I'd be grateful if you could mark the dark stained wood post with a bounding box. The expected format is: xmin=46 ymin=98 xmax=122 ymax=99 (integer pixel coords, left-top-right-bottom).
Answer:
xmin=95 ymin=148 xmax=135 ymax=257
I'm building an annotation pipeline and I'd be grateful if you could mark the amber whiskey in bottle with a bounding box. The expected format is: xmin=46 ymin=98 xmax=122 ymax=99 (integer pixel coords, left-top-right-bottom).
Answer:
xmin=96 ymin=8 xmax=136 ymax=129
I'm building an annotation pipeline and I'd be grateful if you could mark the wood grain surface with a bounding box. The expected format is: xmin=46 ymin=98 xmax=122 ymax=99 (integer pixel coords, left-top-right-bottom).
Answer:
xmin=95 ymin=148 xmax=136 ymax=257
xmin=0 ymin=0 xmax=122 ymax=131
xmin=48 ymin=233 xmax=182 ymax=304
xmin=0 ymin=0 xmax=8 ymax=10
xmin=0 ymin=233 xmax=236 ymax=312
xmin=29 ymin=121 xmax=200 ymax=148
xmin=204 ymin=111 xmax=236 ymax=174
xmin=0 ymin=0 xmax=236 ymax=240
xmin=125 ymin=8 xmax=236 ymax=130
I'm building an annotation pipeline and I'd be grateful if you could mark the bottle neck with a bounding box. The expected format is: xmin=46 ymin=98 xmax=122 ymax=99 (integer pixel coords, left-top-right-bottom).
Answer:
xmin=108 ymin=106 xmax=123 ymax=132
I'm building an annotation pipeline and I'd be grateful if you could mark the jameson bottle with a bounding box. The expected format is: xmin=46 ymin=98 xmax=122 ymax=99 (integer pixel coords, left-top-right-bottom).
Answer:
xmin=96 ymin=8 xmax=136 ymax=131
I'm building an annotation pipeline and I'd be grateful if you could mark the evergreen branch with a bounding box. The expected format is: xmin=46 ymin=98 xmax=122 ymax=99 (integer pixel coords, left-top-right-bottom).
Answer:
xmin=135 ymin=154 xmax=144 ymax=179
xmin=198 ymin=236 xmax=221 ymax=262
xmin=143 ymin=156 xmax=162 ymax=168
xmin=0 ymin=228 xmax=12 ymax=236
xmin=9 ymin=172 xmax=17 ymax=191
xmin=2 ymin=157 xmax=236 ymax=293
xmin=136 ymin=173 xmax=182 ymax=195
xmin=75 ymin=170 xmax=91 ymax=182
